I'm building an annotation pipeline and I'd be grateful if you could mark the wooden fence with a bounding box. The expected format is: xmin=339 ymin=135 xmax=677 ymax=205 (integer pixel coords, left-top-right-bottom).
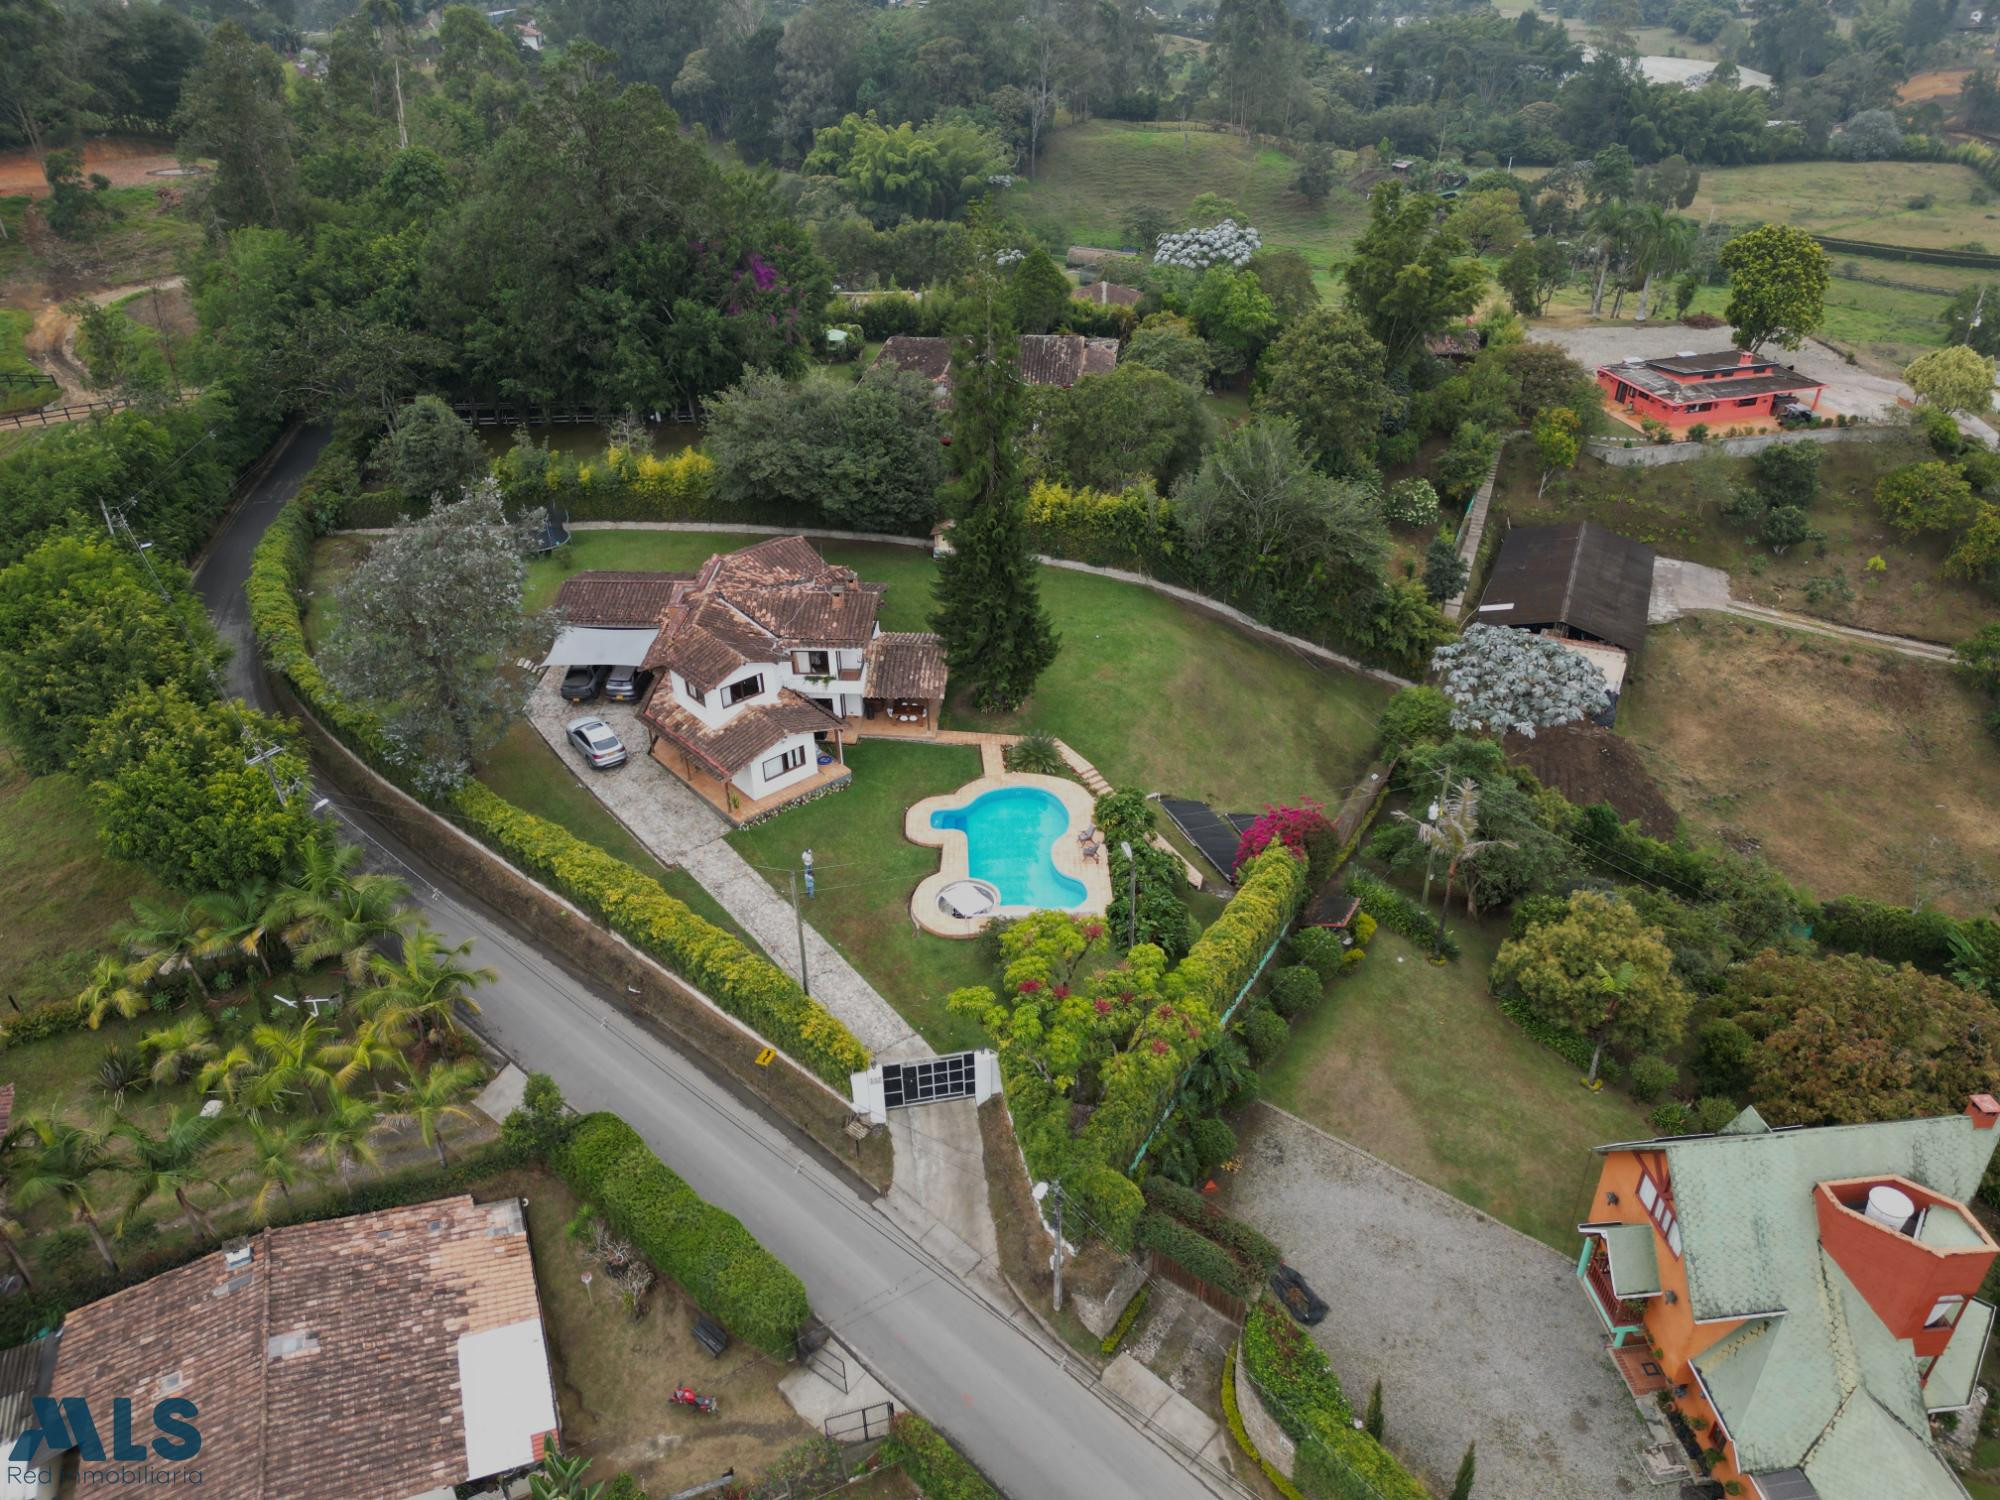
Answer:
xmin=1146 ymin=1248 xmax=1248 ymax=1322
xmin=0 ymin=397 xmax=131 ymax=430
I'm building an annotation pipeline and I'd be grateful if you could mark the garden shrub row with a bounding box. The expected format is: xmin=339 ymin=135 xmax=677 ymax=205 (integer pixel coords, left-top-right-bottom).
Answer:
xmin=246 ymin=446 xmax=871 ymax=1087
xmin=876 ymin=1411 xmax=1001 ymax=1500
xmin=0 ymin=997 xmax=94 ymax=1054
xmin=1492 ymin=990 xmax=1595 ymax=1070
xmin=1135 ymin=1210 xmax=1264 ymax=1299
xmin=491 ymin=440 xmax=818 ymax=527
xmin=1814 ymin=895 xmax=2000 ymax=976
xmin=1142 ymin=1175 xmax=1281 ymax=1279
xmin=1242 ymin=1304 xmax=1428 ymax=1500
xmin=1346 ymin=874 xmax=1459 ymax=961
xmin=1023 ymin=479 xmax=1183 ymax=570
xmin=554 ymin=1112 xmax=810 ymax=1356
xmin=453 ymin=783 xmax=869 ymax=1084
xmin=1222 ymin=1345 xmax=1307 ymax=1500
xmin=1100 ymin=1284 xmax=1150 ymax=1357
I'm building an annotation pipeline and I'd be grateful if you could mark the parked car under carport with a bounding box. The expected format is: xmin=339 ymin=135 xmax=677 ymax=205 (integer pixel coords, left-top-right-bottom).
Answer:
xmin=544 ymin=624 xmax=660 ymax=706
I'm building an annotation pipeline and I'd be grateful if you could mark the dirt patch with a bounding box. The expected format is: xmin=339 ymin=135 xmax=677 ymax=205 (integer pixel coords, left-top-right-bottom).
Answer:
xmin=1901 ymin=67 xmax=1973 ymax=103
xmin=1505 ymin=723 xmax=1679 ymax=837
xmin=120 ymin=281 xmax=195 ymax=340
xmin=1620 ymin=614 xmax=2000 ymax=915
xmin=0 ymin=138 xmax=191 ymax=197
xmin=510 ymin=1167 xmax=819 ymax=1498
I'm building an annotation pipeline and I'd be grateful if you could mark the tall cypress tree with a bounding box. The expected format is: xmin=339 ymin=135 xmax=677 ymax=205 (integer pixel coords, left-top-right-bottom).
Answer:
xmin=928 ymin=280 xmax=1059 ymax=711
xmin=1449 ymin=1441 xmax=1476 ymax=1500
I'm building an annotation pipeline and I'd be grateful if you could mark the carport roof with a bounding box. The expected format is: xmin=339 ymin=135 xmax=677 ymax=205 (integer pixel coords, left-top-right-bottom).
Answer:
xmin=543 ymin=626 xmax=658 ymax=668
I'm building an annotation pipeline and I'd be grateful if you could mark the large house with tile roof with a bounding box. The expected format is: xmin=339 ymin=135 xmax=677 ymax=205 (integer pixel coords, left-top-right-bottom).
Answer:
xmin=1578 ymin=1099 xmax=2000 ymax=1500
xmin=45 ymin=1195 xmax=558 ymax=1500
xmin=554 ymin=537 xmax=947 ymax=819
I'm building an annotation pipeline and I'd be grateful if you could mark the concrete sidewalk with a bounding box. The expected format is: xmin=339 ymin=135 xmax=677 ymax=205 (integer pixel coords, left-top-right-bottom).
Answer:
xmin=525 ymin=689 xmax=924 ymax=1061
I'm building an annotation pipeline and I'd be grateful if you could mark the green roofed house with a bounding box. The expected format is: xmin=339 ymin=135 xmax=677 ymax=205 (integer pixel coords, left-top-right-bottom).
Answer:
xmin=1575 ymin=1097 xmax=2000 ymax=1498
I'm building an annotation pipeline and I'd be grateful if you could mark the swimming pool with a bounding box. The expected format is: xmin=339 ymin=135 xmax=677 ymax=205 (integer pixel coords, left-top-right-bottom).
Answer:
xmin=929 ymin=785 xmax=1089 ymax=909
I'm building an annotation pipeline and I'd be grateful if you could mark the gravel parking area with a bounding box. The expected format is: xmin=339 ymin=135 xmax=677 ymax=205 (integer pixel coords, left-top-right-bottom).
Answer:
xmin=1223 ymin=1104 xmax=1647 ymax=1498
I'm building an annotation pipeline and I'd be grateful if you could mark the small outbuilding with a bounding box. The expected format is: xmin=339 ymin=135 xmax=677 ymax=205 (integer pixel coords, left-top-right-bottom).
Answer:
xmin=1473 ymin=521 xmax=1656 ymax=717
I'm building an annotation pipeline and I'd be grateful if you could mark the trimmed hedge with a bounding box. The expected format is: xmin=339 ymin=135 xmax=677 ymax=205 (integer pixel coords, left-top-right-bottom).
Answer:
xmin=1243 ymin=1304 xmax=1428 ymax=1500
xmin=1493 ymin=991 xmax=1594 ymax=1070
xmin=1347 ymin=875 xmax=1459 ymax=961
xmin=453 ymin=783 xmax=869 ymax=1085
xmin=1136 ymin=1210 xmax=1261 ymax=1299
xmin=246 ymin=450 xmax=869 ymax=1086
xmin=492 ymin=443 xmax=744 ymax=523
xmin=554 ymin=1112 xmax=809 ymax=1356
xmin=1815 ymin=895 xmax=2000 ymax=975
xmin=1142 ymin=1175 xmax=1281 ymax=1278
xmin=1023 ymin=479 xmax=1184 ymax=570
xmin=0 ymin=998 xmax=93 ymax=1054
xmin=1223 ymin=1344 xmax=1307 ymax=1500
xmin=1100 ymin=1284 xmax=1150 ymax=1357
xmin=877 ymin=1412 xmax=1001 ymax=1500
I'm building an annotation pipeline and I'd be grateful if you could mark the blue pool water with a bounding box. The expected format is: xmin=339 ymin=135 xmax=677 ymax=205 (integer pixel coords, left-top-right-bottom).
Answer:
xmin=931 ymin=786 xmax=1089 ymax=909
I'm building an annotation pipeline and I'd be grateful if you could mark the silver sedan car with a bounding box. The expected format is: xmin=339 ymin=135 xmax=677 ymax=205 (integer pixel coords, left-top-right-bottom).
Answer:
xmin=565 ymin=716 xmax=627 ymax=770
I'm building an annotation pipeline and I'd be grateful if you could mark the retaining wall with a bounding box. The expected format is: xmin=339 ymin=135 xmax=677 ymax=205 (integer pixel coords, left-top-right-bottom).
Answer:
xmin=1585 ymin=424 xmax=1896 ymax=467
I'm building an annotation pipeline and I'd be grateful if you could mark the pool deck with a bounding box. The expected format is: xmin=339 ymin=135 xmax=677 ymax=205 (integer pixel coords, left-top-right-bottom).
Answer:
xmin=905 ymin=772 xmax=1114 ymax=938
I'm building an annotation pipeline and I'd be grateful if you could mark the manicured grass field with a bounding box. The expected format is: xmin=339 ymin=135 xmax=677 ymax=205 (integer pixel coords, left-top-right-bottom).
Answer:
xmin=0 ymin=751 xmax=165 ymax=1012
xmin=727 ymin=740 xmax=992 ymax=1052
xmin=1489 ymin=429 xmax=1996 ymax=644
xmin=996 ymin=119 xmax=1367 ymax=288
xmin=1620 ymin=615 xmax=2000 ymax=916
xmin=1261 ymin=917 xmax=1653 ymax=1250
xmin=526 ymin=530 xmax=1393 ymax=809
xmin=1685 ymin=160 xmax=2000 ymax=251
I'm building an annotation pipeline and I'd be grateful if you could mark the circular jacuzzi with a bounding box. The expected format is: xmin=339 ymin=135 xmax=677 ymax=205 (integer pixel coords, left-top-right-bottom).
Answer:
xmin=937 ymin=879 xmax=1001 ymax=919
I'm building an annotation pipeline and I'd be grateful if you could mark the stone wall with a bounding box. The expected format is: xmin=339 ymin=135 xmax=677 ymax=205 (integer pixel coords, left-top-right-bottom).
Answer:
xmin=1235 ymin=1336 xmax=1299 ymax=1476
xmin=1585 ymin=424 xmax=1893 ymax=468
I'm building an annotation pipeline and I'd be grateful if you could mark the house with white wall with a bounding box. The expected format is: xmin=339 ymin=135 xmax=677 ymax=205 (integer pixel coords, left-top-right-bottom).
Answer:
xmin=562 ymin=537 xmax=946 ymax=821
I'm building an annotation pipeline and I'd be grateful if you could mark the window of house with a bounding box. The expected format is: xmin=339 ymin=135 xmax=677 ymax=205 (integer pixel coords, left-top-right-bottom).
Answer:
xmin=1735 ymin=397 xmax=1757 ymax=407
xmin=1638 ymin=1168 xmax=1681 ymax=1257
xmin=760 ymin=744 xmax=806 ymax=781
xmin=725 ymin=674 xmax=764 ymax=707
xmin=802 ymin=650 xmax=830 ymax=676
xmin=1927 ymin=1295 xmax=1966 ymax=1330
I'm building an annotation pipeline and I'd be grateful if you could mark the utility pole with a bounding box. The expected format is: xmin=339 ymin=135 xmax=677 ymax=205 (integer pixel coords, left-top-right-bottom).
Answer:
xmin=789 ymin=871 xmax=811 ymax=998
xmin=1119 ymin=840 xmax=1136 ymax=949
xmin=1051 ymin=1181 xmax=1065 ymax=1312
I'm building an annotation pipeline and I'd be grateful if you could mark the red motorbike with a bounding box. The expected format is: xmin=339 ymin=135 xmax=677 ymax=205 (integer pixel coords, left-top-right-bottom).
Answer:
xmin=671 ymin=1385 xmax=719 ymax=1415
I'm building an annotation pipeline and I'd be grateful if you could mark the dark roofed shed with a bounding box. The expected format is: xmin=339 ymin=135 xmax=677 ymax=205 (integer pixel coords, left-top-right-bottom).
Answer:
xmin=1474 ymin=522 xmax=1655 ymax=656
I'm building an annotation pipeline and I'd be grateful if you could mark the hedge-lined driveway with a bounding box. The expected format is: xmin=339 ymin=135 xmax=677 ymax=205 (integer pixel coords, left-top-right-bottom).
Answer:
xmin=1225 ymin=1104 xmax=1646 ymax=1499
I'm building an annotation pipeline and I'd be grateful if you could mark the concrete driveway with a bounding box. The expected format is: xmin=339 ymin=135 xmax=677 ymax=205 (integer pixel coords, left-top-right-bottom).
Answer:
xmin=1224 ymin=1104 xmax=1648 ymax=1499
xmin=1534 ymin=322 xmax=1999 ymax=443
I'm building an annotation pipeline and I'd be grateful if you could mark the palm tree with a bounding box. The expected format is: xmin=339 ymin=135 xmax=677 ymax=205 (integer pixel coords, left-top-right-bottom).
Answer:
xmin=190 ymin=880 xmax=280 ymax=978
xmin=274 ymin=842 xmax=412 ymax=985
xmin=317 ymin=1017 xmax=403 ymax=1094
xmin=195 ymin=1042 xmax=259 ymax=1109
xmin=362 ymin=928 xmax=493 ymax=1054
xmin=122 ymin=897 xmax=210 ymax=999
xmin=11 ymin=1117 xmax=121 ymax=1272
xmin=0 ymin=1188 xmax=35 ymax=1288
xmin=386 ymin=1059 xmax=484 ymax=1167
xmin=247 ymin=1016 xmax=339 ymax=1114
xmin=1393 ymin=778 xmax=1514 ymax=953
xmin=241 ymin=1118 xmax=317 ymax=1221
xmin=74 ymin=956 xmax=146 ymax=1031
xmin=115 ymin=1107 xmax=233 ymax=1243
xmin=1585 ymin=200 xmax=1637 ymax=318
xmin=306 ymin=1095 xmax=382 ymax=1184
xmin=139 ymin=1015 xmax=218 ymax=1088
xmin=1627 ymin=204 xmax=1698 ymax=322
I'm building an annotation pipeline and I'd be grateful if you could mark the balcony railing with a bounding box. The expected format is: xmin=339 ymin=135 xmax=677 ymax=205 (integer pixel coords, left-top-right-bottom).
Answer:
xmin=1584 ymin=1247 xmax=1651 ymax=1341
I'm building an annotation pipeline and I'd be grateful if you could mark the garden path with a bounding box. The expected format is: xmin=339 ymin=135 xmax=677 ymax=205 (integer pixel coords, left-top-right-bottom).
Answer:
xmin=523 ymin=690 xmax=924 ymax=1062
xmin=1650 ymin=557 xmax=1958 ymax=663
xmin=1223 ymin=1103 xmax=1648 ymax=1500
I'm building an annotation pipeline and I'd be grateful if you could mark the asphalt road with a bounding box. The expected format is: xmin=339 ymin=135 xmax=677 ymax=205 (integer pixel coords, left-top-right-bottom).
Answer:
xmin=193 ymin=426 xmax=1214 ymax=1500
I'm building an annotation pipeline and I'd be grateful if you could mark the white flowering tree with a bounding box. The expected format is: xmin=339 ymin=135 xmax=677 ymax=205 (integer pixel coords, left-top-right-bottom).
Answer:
xmin=1430 ymin=624 xmax=1610 ymax=737
xmin=1152 ymin=219 xmax=1263 ymax=271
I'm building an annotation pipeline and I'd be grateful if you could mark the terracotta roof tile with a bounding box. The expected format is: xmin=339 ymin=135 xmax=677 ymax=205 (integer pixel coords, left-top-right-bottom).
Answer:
xmin=641 ymin=689 xmax=841 ymax=779
xmin=555 ymin=571 xmax=691 ymax=627
xmin=863 ymin=633 xmax=948 ymax=701
xmin=1073 ymin=281 xmax=1141 ymax=307
xmin=873 ymin=336 xmax=953 ymax=383
xmin=49 ymin=1195 xmax=555 ymax=1500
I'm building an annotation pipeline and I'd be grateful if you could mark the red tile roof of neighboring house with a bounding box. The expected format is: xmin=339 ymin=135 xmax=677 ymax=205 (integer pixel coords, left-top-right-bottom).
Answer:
xmin=643 ymin=689 xmax=842 ymax=779
xmin=48 ymin=1196 xmax=555 ymax=1500
xmin=555 ymin=571 xmax=692 ymax=627
xmin=874 ymin=336 xmax=954 ymax=384
xmin=0 ymin=1084 xmax=14 ymax=1142
xmin=874 ymin=334 xmax=1119 ymax=391
xmin=863 ymin=632 xmax=948 ymax=701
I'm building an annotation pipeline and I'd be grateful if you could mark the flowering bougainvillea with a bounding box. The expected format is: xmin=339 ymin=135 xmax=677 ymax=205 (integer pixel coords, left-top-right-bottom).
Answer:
xmin=1232 ymin=801 xmax=1338 ymax=883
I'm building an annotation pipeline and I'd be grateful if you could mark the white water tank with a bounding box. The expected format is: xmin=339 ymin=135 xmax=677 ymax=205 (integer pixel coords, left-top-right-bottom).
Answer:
xmin=1864 ymin=1184 xmax=1916 ymax=1232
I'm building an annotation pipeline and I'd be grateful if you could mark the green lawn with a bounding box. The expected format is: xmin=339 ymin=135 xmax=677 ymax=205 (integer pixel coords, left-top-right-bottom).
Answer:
xmin=525 ymin=530 xmax=1393 ymax=809
xmin=998 ymin=119 xmax=1367 ymax=288
xmin=1261 ymin=916 xmax=1653 ymax=1250
xmin=0 ymin=307 xmax=57 ymax=415
xmin=1490 ymin=429 xmax=1994 ymax=644
xmin=1686 ymin=160 xmax=2000 ymax=251
xmin=726 ymin=740 xmax=993 ymax=1052
xmin=0 ymin=751 xmax=165 ymax=1013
